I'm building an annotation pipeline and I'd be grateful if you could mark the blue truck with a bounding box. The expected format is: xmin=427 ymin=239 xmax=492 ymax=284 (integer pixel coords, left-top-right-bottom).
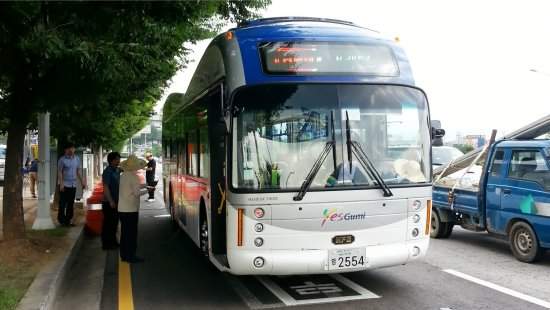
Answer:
xmin=431 ymin=139 xmax=550 ymax=262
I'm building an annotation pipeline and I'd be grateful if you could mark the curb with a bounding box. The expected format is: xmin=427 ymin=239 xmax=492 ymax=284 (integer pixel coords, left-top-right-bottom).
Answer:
xmin=16 ymin=225 xmax=85 ymax=310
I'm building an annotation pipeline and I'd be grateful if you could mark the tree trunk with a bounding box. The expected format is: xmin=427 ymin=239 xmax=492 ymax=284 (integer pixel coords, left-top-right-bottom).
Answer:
xmin=2 ymin=122 xmax=27 ymax=240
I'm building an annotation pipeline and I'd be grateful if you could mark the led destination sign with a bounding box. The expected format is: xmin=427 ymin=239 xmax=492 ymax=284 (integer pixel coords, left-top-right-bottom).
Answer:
xmin=260 ymin=42 xmax=398 ymax=75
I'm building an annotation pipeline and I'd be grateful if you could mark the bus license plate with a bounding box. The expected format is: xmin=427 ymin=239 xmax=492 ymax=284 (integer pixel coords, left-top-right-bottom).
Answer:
xmin=328 ymin=248 xmax=367 ymax=270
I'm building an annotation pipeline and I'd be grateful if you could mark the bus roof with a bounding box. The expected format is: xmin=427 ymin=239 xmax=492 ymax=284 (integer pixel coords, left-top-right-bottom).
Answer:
xmin=232 ymin=18 xmax=381 ymax=39
xmin=237 ymin=17 xmax=364 ymax=29
xmin=167 ymin=17 xmax=417 ymax=115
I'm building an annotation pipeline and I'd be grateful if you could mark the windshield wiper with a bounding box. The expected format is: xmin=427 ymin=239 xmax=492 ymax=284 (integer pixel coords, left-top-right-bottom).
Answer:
xmin=345 ymin=111 xmax=393 ymax=197
xmin=293 ymin=111 xmax=337 ymax=201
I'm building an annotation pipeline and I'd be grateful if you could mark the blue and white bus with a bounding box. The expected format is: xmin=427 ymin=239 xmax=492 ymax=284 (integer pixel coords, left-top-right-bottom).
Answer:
xmin=163 ymin=17 xmax=434 ymax=275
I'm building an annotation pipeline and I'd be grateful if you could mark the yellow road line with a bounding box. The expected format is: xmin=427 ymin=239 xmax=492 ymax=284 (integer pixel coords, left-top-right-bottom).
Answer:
xmin=118 ymin=258 xmax=135 ymax=310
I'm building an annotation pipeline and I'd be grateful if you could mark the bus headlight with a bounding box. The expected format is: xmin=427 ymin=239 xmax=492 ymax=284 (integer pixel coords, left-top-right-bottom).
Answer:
xmin=412 ymin=214 xmax=421 ymax=223
xmin=411 ymin=228 xmax=419 ymax=237
xmin=253 ymin=256 xmax=265 ymax=268
xmin=254 ymin=208 xmax=265 ymax=219
xmin=412 ymin=200 xmax=422 ymax=211
xmin=254 ymin=237 xmax=264 ymax=247
xmin=254 ymin=223 xmax=264 ymax=233
xmin=412 ymin=246 xmax=421 ymax=257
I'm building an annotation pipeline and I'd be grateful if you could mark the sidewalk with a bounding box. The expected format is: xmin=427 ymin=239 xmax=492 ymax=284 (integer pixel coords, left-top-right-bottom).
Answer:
xmin=0 ymin=184 xmax=88 ymax=310
xmin=0 ymin=183 xmax=88 ymax=240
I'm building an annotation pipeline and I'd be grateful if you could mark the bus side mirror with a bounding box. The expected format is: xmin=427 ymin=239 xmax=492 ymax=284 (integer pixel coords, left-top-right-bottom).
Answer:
xmin=432 ymin=127 xmax=445 ymax=139
xmin=431 ymin=127 xmax=445 ymax=147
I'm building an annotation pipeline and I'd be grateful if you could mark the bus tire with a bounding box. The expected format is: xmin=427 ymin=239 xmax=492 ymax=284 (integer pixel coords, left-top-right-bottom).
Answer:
xmin=509 ymin=221 xmax=542 ymax=263
xmin=168 ymin=186 xmax=177 ymax=229
xmin=430 ymin=210 xmax=449 ymax=239
xmin=200 ymin=204 xmax=209 ymax=257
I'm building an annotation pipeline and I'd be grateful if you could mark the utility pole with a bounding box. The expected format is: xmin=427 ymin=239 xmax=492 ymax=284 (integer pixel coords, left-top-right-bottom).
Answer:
xmin=98 ymin=145 xmax=103 ymax=175
xmin=33 ymin=112 xmax=55 ymax=230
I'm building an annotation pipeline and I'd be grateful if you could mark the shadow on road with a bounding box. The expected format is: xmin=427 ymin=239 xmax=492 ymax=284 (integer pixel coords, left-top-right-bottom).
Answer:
xmin=439 ymin=227 xmax=550 ymax=265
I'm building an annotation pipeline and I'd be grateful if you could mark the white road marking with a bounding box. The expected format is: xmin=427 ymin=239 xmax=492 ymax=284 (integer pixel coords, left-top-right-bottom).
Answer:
xmin=153 ymin=214 xmax=171 ymax=218
xmin=330 ymin=274 xmax=379 ymax=297
xmin=257 ymin=275 xmax=379 ymax=306
xmin=444 ymin=269 xmax=550 ymax=309
xmin=224 ymin=275 xmax=284 ymax=310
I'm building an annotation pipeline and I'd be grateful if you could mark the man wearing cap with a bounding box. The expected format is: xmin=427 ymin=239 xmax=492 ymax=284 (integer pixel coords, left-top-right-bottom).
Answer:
xmin=118 ymin=155 xmax=147 ymax=263
xmin=57 ymin=143 xmax=87 ymax=226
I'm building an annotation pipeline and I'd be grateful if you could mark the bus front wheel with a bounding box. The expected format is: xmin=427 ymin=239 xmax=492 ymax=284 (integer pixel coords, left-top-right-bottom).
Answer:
xmin=200 ymin=216 xmax=209 ymax=257
xmin=509 ymin=221 xmax=542 ymax=263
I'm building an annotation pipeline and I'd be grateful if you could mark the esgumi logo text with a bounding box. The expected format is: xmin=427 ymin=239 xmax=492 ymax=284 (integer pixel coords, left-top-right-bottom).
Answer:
xmin=321 ymin=208 xmax=367 ymax=227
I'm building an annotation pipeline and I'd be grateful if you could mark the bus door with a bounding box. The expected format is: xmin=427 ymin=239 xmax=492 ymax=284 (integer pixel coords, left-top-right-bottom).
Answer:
xmin=207 ymin=87 xmax=227 ymax=255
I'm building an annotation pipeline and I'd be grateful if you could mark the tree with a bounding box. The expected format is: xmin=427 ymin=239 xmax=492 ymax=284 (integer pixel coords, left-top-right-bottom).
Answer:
xmin=0 ymin=1 xmax=269 ymax=240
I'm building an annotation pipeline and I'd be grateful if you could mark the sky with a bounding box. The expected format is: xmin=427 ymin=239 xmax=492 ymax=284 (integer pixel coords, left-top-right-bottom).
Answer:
xmin=156 ymin=0 xmax=550 ymax=142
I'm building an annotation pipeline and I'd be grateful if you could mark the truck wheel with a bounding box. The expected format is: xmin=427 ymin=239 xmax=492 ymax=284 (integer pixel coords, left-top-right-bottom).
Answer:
xmin=509 ymin=222 xmax=542 ymax=263
xmin=430 ymin=210 xmax=449 ymax=239
xmin=441 ymin=223 xmax=454 ymax=238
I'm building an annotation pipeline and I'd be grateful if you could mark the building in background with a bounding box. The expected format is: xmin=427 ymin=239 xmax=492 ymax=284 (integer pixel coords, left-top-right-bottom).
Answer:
xmin=464 ymin=134 xmax=487 ymax=148
xmin=124 ymin=113 xmax=162 ymax=158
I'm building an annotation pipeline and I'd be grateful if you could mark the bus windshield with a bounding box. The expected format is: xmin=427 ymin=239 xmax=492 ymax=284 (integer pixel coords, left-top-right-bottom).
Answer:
xmin=231 ymin=84 xmax=431 ymax=192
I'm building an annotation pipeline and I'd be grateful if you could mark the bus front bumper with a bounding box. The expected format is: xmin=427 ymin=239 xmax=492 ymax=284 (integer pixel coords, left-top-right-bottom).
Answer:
xmin=226 ymin=238 xmax=429 ymax=275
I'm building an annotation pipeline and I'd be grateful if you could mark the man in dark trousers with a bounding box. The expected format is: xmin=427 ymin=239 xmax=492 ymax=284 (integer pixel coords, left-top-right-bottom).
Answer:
xmin=101 ymin=152 xmax=121 ymax=250
xmin=57 ymin=143 xmax=87 ymax=226
xmin=145 ymin=153 xmax=156 ymax=202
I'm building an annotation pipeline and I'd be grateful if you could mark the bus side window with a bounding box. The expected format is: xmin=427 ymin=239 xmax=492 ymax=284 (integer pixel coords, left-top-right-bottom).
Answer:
xmin=490 ymin=149 xmax=505 ymax=177
xmin=188 ymin=130 xmax=198 ymax=176
xmin=178 ymin=137 xmax=186 ymax=176
xmin=163 ymin=140 xmax=169 ymax=160
xmin=200 ymin=128 xmax=209 ymax=178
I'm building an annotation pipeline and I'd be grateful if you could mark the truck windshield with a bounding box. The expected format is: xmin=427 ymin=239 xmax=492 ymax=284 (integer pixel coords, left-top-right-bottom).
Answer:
xmin=231 ymin=84 xmax=431 ymax=192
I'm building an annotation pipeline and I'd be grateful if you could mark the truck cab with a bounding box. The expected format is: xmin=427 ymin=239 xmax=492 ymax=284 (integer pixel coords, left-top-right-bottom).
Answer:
xmin=432 ymin=139 xmax=550 ymax=262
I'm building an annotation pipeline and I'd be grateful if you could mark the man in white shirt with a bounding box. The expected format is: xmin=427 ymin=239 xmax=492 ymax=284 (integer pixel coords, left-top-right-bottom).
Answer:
xmin=118 ymin=155 xmax=147 ymax=263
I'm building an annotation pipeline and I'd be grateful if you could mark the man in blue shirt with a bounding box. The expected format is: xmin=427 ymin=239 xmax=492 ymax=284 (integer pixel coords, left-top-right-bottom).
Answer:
xmin=102 ymin=152 xmax=121 ymax=250
xmin=57 ymin=143 xmax=87 ymax=226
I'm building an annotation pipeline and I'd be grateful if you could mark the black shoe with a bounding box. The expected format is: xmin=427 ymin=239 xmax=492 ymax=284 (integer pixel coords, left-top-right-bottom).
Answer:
xmin=102 ymin=243 xmax=119 ymax=250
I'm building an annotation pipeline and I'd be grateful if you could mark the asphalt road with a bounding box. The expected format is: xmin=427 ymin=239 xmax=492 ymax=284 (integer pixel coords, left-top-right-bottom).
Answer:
xmin=63 ymin=182 xmax=550 ymax=310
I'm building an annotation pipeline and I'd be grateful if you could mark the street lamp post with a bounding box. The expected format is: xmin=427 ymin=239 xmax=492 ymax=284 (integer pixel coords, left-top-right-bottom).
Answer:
xmin=33 ymin=112 xmax=55 ymax=230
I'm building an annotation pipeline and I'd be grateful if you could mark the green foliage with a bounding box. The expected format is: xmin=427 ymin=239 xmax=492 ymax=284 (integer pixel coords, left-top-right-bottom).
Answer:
xmin=151 ymin=144 xmax=162 ymax=157
xmin=0 ymin=0 xmax=270 ymax=239
xmin=0 ymin=1 xmax=270 ymax=144
xmin=0 ymin=287 xmax=19 ymax=310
